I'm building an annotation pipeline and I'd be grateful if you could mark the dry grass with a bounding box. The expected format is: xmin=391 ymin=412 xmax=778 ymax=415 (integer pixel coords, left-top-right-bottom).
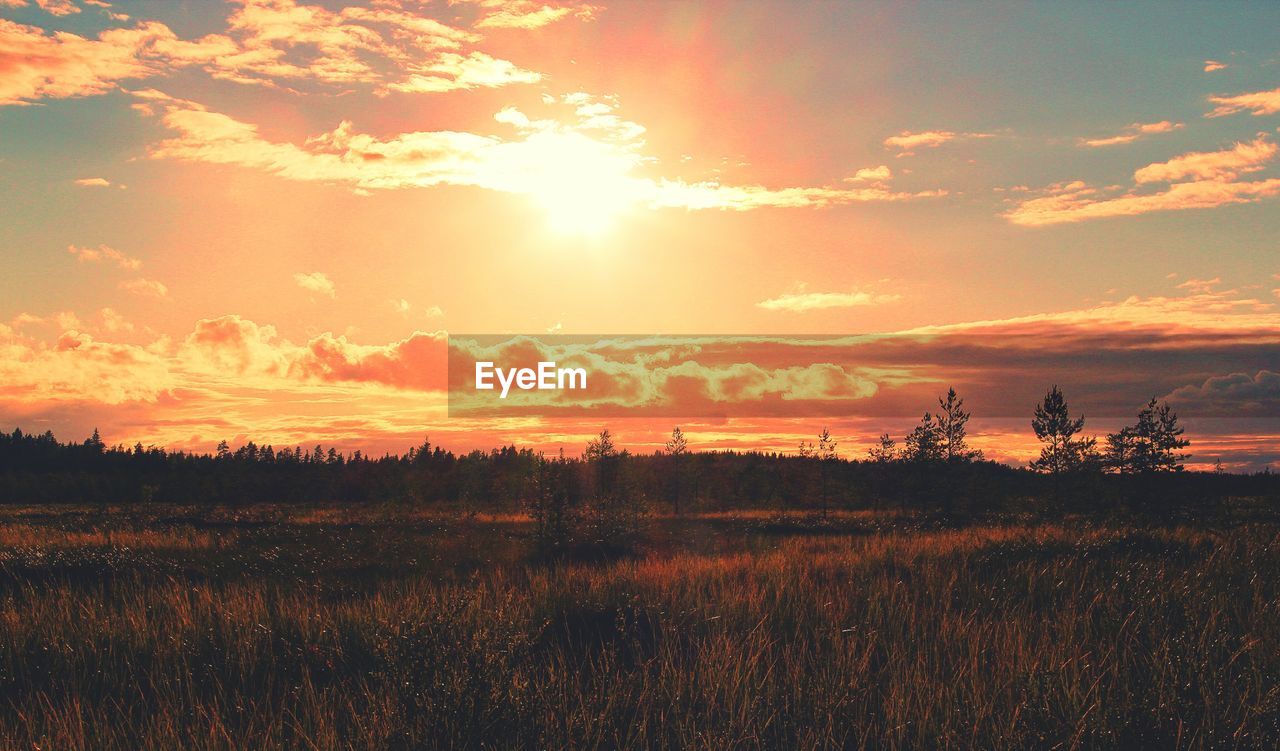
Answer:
xmin=0 ymin=508 xmax=1276 ymax=749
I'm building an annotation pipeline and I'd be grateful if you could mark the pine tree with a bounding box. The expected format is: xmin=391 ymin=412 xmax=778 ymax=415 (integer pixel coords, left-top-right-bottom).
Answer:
xmin=665 ymin=426 xmax=689 ymax=515
xmin=1029 ymin=386 xmax=1097 ymax=474
xmin=1106 ymin=398 xmax=1190 ymax=473
xmin=904 ymin=412 xmax=943 ymax=462
xmin=867 ymin=433 xmax=899 ymax=463
xmin=936 ymin=388 xmax=982 ymax=461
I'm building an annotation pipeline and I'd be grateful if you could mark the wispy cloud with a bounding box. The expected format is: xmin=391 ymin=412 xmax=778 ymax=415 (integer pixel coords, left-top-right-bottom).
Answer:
xmin=0 ymin=0 xmax=575 ymax=107
xmin=757 ymin=286 xmax=900 ymax=312
xmin=294 ymin=272 xmax=335 ymax=298
xmin=1203 ymin=60 xmax=1227 ymax=73
xmin=135 ymin=89 xmax=947 ymax=212
xmin=1007 ymin=136 xmax=1280 ymax=226
xmin=67 ymin=244 xmax=142 ymax=270
xmin=119 ymin=277 xmax=168 ymax=298
xmin=73 ymin=177 xmax=124 ymax=188
xmin=1207 ymin=86 xmax=1280 ymax=117
xmin=1079 ymin=120 xmax=1183 ymax=148
xmin=455 ymin=0 xmax=600 ymax=30
xmin=882 ymin=130 xmax=992 ymax=156
xmin=845 ymin=165 xmax=892 ymax=182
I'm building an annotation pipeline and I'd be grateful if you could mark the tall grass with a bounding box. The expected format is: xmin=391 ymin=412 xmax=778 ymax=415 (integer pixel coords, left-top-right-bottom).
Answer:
xmin=0 ymin=510 xmax=1276 ymax=749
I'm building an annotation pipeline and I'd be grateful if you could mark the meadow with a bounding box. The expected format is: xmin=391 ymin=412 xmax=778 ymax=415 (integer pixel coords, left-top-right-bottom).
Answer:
xmin=0 ymin=504 xmax=1276 ymax=750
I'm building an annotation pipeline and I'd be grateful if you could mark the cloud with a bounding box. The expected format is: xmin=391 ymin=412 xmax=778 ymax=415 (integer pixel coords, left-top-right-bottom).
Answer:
xmin=0 ymin=0 xmax=548 ymax=106
xmin=757 ymin=286 xmax=901 ymax=312
xmin=67 ymin=243 xmax=142 ymax=270
xmin=119 ymin=277 xmax=168 ymax=297
xmin=1203 ymin=60 xmax=1227 ymax=73
xmin=1133 ymin=136 xmax=1275 ymax=182
xmin=293 ymin=271 xmax=335 ymax=298
xmin=882 ymin=130 xmax=991 ymax=156
xmin=1079 ymin=120 xmax=1183 ymax=148
xmin=383 ymin=50 xmax=539 ymax=94
xmin=34 ymin=0 xmax=79 ymax=16
xmin=179 ymin=314 xmax=449 ymax=391
xmin=135 ymin=90 xmax=947 ymax=212
xmin=73 ymin=177 xmax=116 ymax=187
xmin=0 ymin=327 xmax=172 ymax=406
xmin=846 ymin=165 xmax=892 ymax=182
xmin=0 ymin=18 xmax=162 ymax=105
xmin=3 ymin=285 xmax=1277 ymax=461
xmin=1207 ymin=86 xmax=1280 ymax=117
xmin=453 ymin=0 xmax=599 ymax=30
xmin=182 ymin=315 xmax=287 ymax=374
xmin=1176 ymin=277 xmax=1221 ymax=294
xmin=1165 ymin=371 xmax=1280 ymax=413
xmin=1007 ymin=137 xmax=1280 ymax=226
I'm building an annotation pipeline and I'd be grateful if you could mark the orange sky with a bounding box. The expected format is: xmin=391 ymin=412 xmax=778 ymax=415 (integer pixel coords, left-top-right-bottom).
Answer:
xmin=2 ymin=0 xmax=1279 ymax=469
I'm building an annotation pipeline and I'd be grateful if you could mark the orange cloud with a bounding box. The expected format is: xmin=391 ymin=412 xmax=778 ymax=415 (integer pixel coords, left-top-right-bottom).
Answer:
xmin=1203 ymin=60 xmax=1227 ymax=73
xmin=293 ymin=271 xmax=335 ymax=298
xmin=757 ymin=287 xmax=901 ymax=312
xmin=1 ymin=287 xmax=1277 ymax=462
xmin=67 ymin=243 xmax=142 ymax=270
xmin=119 ymin=278 xmax=168 ymax=298
xmin=1133 ymin=137 xmax=1275 ymax=182
xmin=1079 ymin=120 xmax=1183 ymax=148
xmin=1007 ymin=137 xmax=1280 ymax=225
xmin=454 ymin=0 xmax=599 ymax=30
xmin=34 ymin=0 xmax=79 ymax=17
xmin=136 ymin=90 xmax=947 ymax=212
xmin=0 ymin=18 xmax=161 ymax=104
xmin=1207 ymin=86 xmax=1280 ymax=117
xmin=0 ymin=0 xmax=552 ymax=106
xmin=846 ymin=165 xmax=892 ymax=182
xmin=882 ymin=130 xmax=992 ymax=156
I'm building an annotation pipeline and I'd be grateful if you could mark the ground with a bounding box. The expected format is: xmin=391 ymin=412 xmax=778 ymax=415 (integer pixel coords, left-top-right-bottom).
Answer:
xmin=0 ymin=504 xmax=1277 ymax=749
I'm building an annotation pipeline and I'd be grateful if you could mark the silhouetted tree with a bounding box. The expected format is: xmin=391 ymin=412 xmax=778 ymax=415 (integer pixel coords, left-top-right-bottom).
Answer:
xmin=665 ymin=426 xmax=689 ymax=515
xmin=1106 ymin=398 xmax=1190 ymax=474
xmin=867 ymin=433 xmax=899 ymax=463
xmin=528 ymin=450 xmax=574 ymax=551
xmin=937 ymin=388 xmax=982 ymax=461
xmin=815 ymin=428 xmax=838 ymax=518
xmin=1029 ymin=386 xmax=1098 ymax=474
xmin=904 ymin=413 xmax=944 ymax=462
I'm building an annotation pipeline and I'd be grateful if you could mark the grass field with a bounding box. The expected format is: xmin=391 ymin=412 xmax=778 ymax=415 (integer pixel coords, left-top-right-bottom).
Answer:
xmin=0 ymin=505 xmax=1276 ymax=749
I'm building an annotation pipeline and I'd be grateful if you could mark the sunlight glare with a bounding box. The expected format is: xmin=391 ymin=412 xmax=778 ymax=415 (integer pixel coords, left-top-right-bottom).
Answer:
xmin=519 ymin=131 xmax=644 ymax=237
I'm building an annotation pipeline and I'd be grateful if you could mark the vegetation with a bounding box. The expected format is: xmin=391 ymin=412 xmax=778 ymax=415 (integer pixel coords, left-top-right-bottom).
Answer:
xmin=0 ymin=505 xmax=1276 ymax=749
xmin=1 ymin=388 xmax=1277 ymax=747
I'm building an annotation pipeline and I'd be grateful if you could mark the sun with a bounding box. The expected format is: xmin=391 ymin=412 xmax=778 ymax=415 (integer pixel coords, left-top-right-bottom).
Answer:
xmin=519 ymin=131 xmax=645 ymax=237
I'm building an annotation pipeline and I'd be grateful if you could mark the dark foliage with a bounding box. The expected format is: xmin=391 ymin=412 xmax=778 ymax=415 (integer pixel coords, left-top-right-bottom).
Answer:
xmin=2 ymin=427 xmax=1276 ymax=514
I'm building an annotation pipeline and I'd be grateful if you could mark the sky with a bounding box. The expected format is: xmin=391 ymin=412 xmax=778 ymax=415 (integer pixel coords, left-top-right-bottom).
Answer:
xmin=1 ymin=0 xmax=1279 ymax=469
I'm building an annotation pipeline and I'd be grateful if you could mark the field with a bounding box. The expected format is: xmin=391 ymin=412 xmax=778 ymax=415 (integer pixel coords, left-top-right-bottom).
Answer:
xmin=0 ymin=504 xmax=1277 ymax=750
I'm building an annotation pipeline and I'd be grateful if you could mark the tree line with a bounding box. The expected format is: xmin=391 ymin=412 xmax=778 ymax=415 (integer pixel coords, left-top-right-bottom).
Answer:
xmin=0 ymin=387 xmax=1272 ymax=520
